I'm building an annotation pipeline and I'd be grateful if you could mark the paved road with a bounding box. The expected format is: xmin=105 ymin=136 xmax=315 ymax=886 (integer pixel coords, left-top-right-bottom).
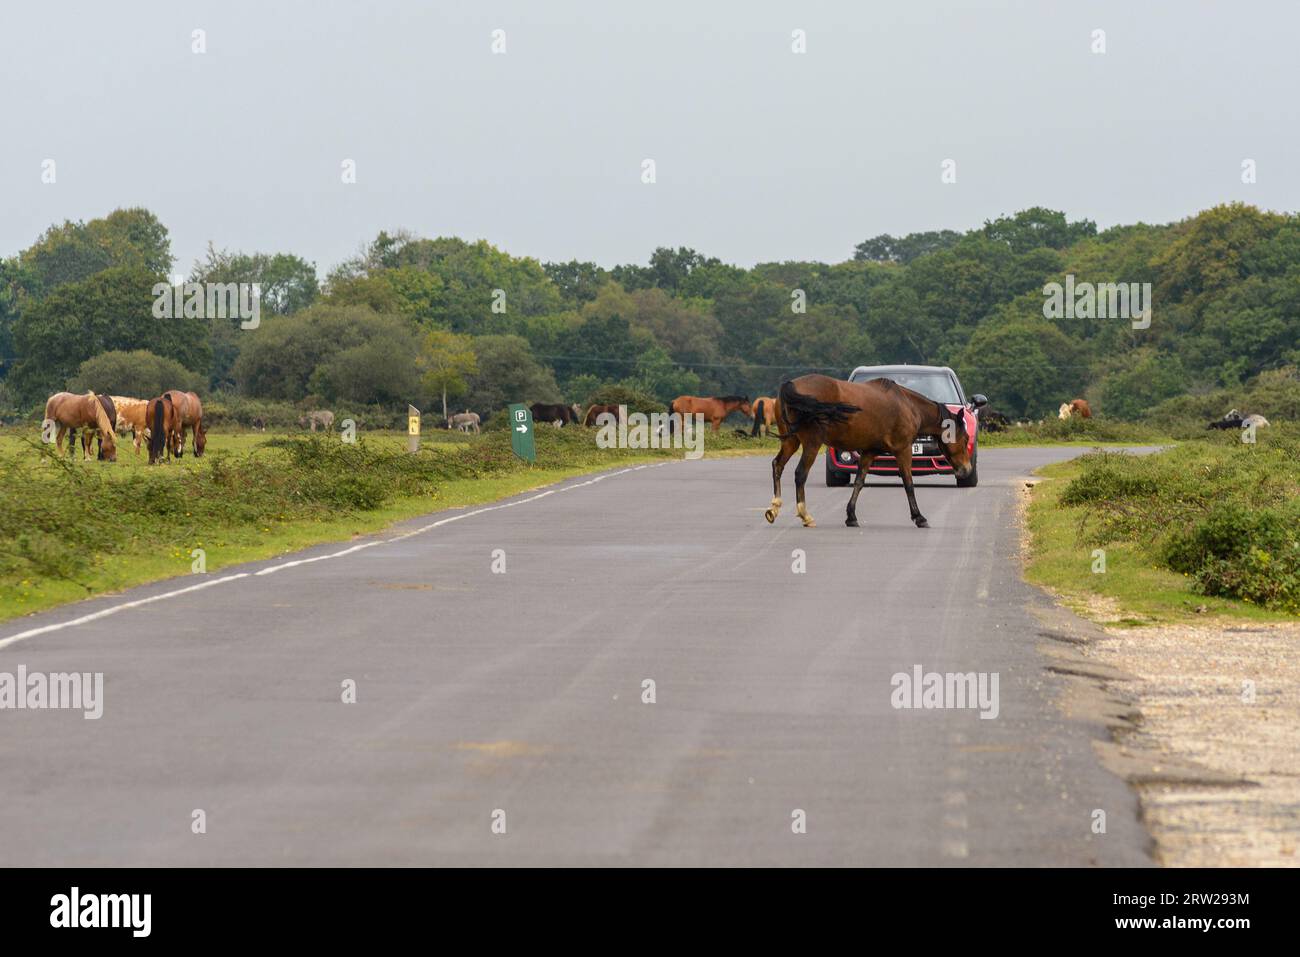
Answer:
xmin=0 ymin=447 xmax=1152 ymax=865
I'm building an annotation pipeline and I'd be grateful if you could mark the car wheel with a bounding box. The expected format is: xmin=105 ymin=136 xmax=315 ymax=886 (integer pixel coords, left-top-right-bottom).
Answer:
xmin=955 ymin=450 xmax=978 ymax=487
xmin=825 ymin=455 xmax=850 ymax=486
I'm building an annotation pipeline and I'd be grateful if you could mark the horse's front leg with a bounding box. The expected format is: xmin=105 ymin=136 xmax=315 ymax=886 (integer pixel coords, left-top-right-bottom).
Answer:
xmin=897 ymin=453 xmax=927 ymax=528
xmin=765 ymin=434 xmax=800 ymax=523
xmin=793 ymin=441 xmax=821 ymax=527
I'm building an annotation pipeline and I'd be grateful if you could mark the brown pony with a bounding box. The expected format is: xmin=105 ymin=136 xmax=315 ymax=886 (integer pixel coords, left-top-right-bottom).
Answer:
xmin=164 ymin=390 xmax=206 ymax=457
xmin=582 ymin=404 xmax=622 ymax=427
xmin=750 ymin=396 xmax=780 ymax=436
xmin=765 ymin=375 xmax=973 ymax=530
xmin=1069 ymin=398 xmax=1091 ymax=419
xmin=669 ymin=395 xmax=753 ymax=432
xmin=145 ymin=394 xmax=181 ymax=464
xmin=43 ymin=391 xmax=117 ymax=462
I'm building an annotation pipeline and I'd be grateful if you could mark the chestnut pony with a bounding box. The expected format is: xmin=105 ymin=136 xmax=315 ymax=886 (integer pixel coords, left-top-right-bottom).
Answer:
xmin=43 ymin=391 xmax=117 ymax=462
xmin=669 ymin=395 xmax=753 ymax=432
xmin=749 ymin=396 xmax=780 ymax=437
xmin=765 ymin=375 xmax=973 ymax=530
xmin=163 ymin=390 xmax=206 ymax=457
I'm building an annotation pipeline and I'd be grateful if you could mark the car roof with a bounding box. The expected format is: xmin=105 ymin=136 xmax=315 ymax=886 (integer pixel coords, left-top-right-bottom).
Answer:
xmin=848 ymin=364 xmax=966 ymax=403
xmin=849 ymin=364 xmax=957 ymax=378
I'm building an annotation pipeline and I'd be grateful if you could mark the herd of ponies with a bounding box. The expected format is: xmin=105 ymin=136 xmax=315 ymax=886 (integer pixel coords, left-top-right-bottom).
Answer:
xmin=42 ymin=389 xmax=205 ymax=465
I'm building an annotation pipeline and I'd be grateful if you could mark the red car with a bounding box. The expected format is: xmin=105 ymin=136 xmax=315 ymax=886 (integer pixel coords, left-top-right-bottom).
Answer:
xmin=825 ymin=364 xmax=987 ymax=488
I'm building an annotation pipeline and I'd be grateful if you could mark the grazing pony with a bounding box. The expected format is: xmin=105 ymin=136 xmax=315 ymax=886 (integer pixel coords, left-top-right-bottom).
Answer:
xmin=299 ymin=410 xmax=335 ymax=432
xmin=447 ymin=411 xmax=481 ymax=433
xmin=669 ymin=395 xmax=753 ymax=432
xmin=1207 ymin=409 xmax=1243 ymax=430
xmin=1059 ymin=398 xmax=1091 ymax=419
xmin=979 ymin=408 xmax=1011 ymax=433
xmin=145 ymin=394 xmax=181 ymax=464
xmin=88 ymin=394 xmax=117 ymax=460
xmin=43 ymin=391 xmax=117 ymax=462
xmin=582 ymin=404 xmax=622 ymax=427
xmin=765 ymin=375 xmax=973 ymax=530
xmin=110 ymin=396 xmax=150 ymax=455
xmin=750 ymin=396 xmax=780 ymax=437
xmin=530 ymin=402 xmax=580 ymax=428
xmin=164 ymin=390 xmax=205 ymax=457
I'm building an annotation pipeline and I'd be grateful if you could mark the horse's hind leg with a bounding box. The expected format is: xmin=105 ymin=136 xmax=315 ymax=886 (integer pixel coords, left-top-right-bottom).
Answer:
xmin=765 ymin=434 xmax=800 ymax=523
xmin=793 ymin=440 xmax=821 ymax=527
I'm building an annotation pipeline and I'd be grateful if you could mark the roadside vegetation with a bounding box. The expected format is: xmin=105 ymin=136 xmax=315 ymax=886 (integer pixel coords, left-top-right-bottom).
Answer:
xmin=0 ymin=425 xmax=774 ymax=622
xmin=1025 ymin=423 xmax=1300 ymax=622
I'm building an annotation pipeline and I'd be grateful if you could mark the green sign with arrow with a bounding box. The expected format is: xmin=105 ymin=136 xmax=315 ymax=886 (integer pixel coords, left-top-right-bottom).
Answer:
xmin=508 ymin=403 xmax=535 ymax=462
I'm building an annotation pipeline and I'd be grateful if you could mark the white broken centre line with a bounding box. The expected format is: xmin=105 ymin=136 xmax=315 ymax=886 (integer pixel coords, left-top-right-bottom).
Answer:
xmin=0 ymin=464 xmax=664 ymax=651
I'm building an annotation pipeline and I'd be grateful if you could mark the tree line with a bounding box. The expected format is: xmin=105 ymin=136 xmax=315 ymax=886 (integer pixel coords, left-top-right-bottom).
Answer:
xmin=1 ymin=203 xmax=1297 ymax=423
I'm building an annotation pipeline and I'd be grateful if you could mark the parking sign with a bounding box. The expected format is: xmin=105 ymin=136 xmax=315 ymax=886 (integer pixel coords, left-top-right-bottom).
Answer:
xmin=508 ymin=404 xmax=535 ymax=462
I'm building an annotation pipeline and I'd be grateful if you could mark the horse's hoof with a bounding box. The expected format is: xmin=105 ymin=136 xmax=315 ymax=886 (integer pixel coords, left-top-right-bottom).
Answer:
xmin=845 ymin=517 xmax=858 ymax=527
xmin=764 ymin=509 xmax=777 ymax=524
xmin=802 ymin=518 xmax=816 ymax=528
xmin=915 ymin=517 xmax=929 ymax=528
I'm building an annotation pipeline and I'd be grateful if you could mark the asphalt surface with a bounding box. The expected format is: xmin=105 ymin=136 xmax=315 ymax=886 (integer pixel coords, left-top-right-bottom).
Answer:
xmin=0 ymin=447 xmax=1153 ymax=866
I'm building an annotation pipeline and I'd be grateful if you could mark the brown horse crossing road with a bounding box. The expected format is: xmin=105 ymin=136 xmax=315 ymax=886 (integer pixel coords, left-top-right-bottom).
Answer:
xmin=0 ymin=447 xmax=1155 ymax=865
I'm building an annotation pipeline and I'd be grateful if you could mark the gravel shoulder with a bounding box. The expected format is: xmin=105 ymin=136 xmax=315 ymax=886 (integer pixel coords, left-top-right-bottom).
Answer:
xmin=1019 ymin=482 xmax=1300 ymax=866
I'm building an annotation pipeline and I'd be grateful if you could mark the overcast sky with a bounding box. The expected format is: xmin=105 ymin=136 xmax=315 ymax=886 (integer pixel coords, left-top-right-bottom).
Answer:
xmin=3 ymin=0 xmax=1297 ymax=277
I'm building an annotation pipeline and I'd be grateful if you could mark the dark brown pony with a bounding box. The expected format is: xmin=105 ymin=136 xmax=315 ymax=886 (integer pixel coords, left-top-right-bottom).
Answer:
xmin=531 ymin=402 xmax=581 ymax=427
xmin=765 ymin=375 xmax=973 ymax=530
xmin=145 ymin=394 xmax=181 ymax=464
xmin=164 ymin=390 xmax=205 ymax=457
xmin=582 ymin=404 xmax=622 ymax=427
xmin=669 ymin=395 xmax=753 ymax=432
xmin=750 ymin=396 xmax=780 ymax=436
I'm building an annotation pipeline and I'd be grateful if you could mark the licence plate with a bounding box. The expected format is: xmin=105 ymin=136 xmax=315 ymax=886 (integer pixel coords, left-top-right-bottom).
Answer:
xmin=912 ymin=443 xmax=924 ymax=455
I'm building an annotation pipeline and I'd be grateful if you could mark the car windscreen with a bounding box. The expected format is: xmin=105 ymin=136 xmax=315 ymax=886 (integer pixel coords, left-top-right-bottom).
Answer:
xmin=851 ymin=371 xmax=961 ymax=404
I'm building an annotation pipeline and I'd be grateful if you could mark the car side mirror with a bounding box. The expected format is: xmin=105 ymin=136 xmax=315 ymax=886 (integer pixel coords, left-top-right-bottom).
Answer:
xmin=970 ymin=394 xmax=988 ymax=409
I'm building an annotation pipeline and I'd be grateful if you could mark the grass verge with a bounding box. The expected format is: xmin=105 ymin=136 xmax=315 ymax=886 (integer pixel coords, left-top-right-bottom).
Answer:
xmin=0 ymin=425 xmax=775 ymax=622
xmin=1024 ymin=425 xmax=1300 ymax=624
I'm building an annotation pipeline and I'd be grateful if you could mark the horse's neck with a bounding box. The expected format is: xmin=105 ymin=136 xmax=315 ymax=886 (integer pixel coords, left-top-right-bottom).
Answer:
xmin=910 ymin=393 xmax=945 ymax=431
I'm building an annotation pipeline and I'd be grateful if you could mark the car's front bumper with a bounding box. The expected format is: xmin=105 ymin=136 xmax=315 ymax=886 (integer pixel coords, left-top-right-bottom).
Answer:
xmin=827 ymin=447 xmax=955 ymax=475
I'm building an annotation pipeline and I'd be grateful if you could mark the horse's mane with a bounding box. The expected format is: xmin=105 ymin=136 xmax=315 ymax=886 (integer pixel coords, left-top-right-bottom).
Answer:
xmin=715 ymin=394 xmax=748 ymax=403
xmin=85 ymin=391 xmax=111 ymax=434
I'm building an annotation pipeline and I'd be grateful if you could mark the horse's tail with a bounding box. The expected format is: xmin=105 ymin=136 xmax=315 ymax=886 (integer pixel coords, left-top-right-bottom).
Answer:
xmin=750 ymin=399 xmax=765 ymax=436
xmin=667 ymin=400 xmax=677 ymax=434
xmin=778 ymin=379 xmax=857 ymax=432
xmin=149 ymin=397 xmax=167 ymax=461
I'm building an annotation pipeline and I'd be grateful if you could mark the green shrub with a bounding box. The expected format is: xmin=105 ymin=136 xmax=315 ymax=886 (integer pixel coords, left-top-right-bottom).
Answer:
xmin=1055 ymin=425 xmax=1300 ymax=611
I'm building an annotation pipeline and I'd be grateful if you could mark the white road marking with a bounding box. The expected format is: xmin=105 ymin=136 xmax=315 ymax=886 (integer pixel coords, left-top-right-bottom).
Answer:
xmin=0 ymin=573 xmax=249 ymax=651
xmin=0 ymin=463 xmax=665 ymax=650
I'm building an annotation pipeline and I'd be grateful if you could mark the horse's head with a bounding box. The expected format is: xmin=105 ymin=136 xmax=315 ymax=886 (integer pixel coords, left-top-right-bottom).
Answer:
xmin=194 ymin=425 xmax=207 ymax=456
xmin=737 ymin=397 xmax=753 ymax=417
xmin=936 ymin=406 xmax=974 ymax=479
